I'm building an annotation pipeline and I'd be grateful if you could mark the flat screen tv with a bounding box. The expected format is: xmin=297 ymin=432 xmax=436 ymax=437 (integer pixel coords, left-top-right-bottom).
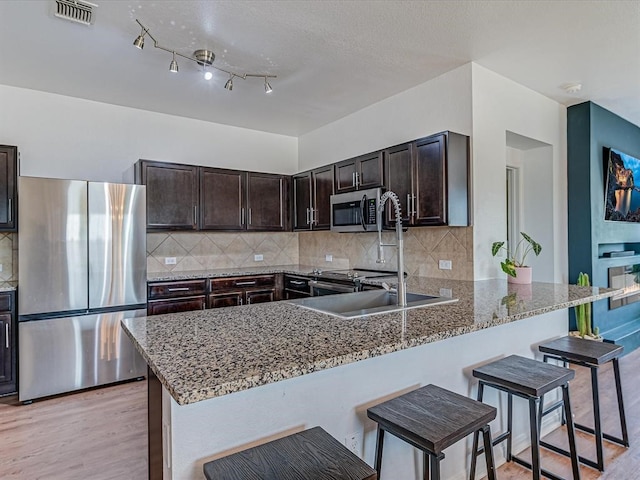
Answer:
xmin=604 ymin=147 xmax=640 ymax=222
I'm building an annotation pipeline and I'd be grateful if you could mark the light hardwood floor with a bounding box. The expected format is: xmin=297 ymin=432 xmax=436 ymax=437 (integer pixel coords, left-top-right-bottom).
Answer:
xmin=0 ymin=348 xmax=638 ymax=480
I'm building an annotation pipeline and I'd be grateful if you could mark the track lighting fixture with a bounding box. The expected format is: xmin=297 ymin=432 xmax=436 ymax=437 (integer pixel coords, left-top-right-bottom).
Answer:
xmin=132 ymin=19 xmax=276 ymax=93
xmin=169 ymin=52 xmax=178 ymax=73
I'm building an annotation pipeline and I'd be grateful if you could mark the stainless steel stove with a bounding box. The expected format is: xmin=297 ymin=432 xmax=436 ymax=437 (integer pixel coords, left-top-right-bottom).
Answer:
xmin=307 ymin=268 xmax=397 ymax=296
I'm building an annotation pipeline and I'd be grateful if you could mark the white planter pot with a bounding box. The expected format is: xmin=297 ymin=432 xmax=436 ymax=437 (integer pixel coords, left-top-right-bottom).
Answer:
xmin=508 ymin=266 xmax=532 ymax=284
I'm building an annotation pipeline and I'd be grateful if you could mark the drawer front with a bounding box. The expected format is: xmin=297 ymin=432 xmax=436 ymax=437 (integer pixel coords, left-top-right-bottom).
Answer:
xmin=283 ymin=275 xmax=311 ymax=293
xmin=246 ymin=289 xmax=275 ymax=305
xmin=147 ymin=296 xmax=206 ymax=315
xmin=210 ymin=275 xmax=276 ymax=292
xmin=0 ymin=293 xmax=12 ymax=312
xmin=209 ymin=292 xmax=243 ymax=309
xmin=148 ymin=280 xmax=207 ymax=300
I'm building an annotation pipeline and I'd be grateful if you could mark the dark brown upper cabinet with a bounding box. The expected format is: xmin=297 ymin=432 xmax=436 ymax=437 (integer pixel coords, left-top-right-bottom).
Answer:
xmin=200 ymin=168 xmax=246 ymax=231
xmin=136 ymin=160 xmax=289 ymax=232
xmin=136 ymin=160 xmax=198 ymax=231
xmin=246 ymin=172 xmax=289 ymax=231
xmin=0 ymin=146 xmax=17 ymax=232
xmin=335 ymin=151 xmax=383 ymax=194
xmin=293 ymin=165 xmax=334 ymax=230
xmin=383 ymin=132 xmax=469 ymax=227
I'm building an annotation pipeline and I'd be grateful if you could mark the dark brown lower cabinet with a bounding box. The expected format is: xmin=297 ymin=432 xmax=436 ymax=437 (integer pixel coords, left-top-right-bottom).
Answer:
xmin=209 ymin=275 xmax=277 ymax=308
xmin=209 ymin=291 xmax=243 ymax=309
xmin=0 ymin=291 xmax=16 ymax=396
xmin=147 ymin=279 xmax=207 ymax=315
xmin=147 ymin=297 xmax=206 ymax=315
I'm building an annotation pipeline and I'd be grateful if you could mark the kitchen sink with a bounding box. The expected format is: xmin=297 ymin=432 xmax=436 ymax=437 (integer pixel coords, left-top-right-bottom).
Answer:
xmin=287 ymin=289 xmax=457 ymax=318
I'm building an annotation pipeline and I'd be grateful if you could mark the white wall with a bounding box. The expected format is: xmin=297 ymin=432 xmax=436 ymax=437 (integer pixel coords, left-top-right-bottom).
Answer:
xmin=298 ymin=64 xmax=473 ymax=170
xmin=471 ymin=64 xmax=567 ymax=281
xmin=0 ymin=85 xmax=298 ymax=183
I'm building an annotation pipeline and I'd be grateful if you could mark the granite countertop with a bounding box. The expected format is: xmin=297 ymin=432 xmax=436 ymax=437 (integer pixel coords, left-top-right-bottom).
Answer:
xmin=147 ymin=264 xmax=321 ymax=281
xmin=122 ymin=277 xmax=620 ymax=406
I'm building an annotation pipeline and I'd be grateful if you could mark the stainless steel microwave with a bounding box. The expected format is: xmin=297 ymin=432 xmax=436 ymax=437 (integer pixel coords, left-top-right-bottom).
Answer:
xmin=330 ymin=187 xmax=383 ymax=232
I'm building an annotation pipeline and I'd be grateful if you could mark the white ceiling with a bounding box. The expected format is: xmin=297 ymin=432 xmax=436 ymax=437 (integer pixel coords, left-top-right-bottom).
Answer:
xmin=0 ymin=0 xmax=638 ymax=137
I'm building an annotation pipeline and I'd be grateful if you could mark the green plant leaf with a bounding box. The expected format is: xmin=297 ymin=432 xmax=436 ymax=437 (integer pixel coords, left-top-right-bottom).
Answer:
xmin=520 ymin=232 xmax=542 ymax=256
xmin=491 ymin=242 xmax=504 ymax=257
xmin=501 ymin=259 xmax=517 ymax=277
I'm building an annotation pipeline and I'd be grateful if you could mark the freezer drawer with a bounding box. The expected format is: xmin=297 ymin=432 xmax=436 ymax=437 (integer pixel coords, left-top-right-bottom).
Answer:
xmin=18 ymin=309 xmax=146 ymax=402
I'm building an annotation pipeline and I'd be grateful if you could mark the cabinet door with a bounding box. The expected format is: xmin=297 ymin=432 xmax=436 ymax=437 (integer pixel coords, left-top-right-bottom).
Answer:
xmin=311 ymin=165 xmax=334 ymax=230
xmin=200 ymin=168 xmax=246 ymax=230
xmin=383 ymin=143 xmax=413 ymax=225
xmin=147 ymin=297 xmax=206 ymax=315
xmin=413 ymin=135 xmax=446 ymax=226
xmin=246 ymin=289 xmax=275 ymax=305
xmin=293 ymin=173 xmax=312 ymax=230
xmin=0 ymin=146 xmax=16 ymax=231
xmin=0 ymin=313 xmax=12 ymax=389
xmin=334 ymin=159 xmax=357 ymax=194
xmin=247 ymin=173 xmax=288 ymax=231
xmin=357 ymin=152 xmax=383 ymax=190
xmin=209 ymin=292 xmax=243 ymax=308
xmin=137 ymin=160 xmax=198 ymax=230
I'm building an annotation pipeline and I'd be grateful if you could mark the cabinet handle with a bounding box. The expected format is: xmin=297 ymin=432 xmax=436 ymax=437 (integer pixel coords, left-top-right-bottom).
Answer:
xmin=248 ymin=208 xmax=252 ymax=225
xmin=290 ymin=280 xmax=306 ymax=286
xmin=352 ymin=172 xmax=356 ymax=187
xmin=355 ymin=172 xmax=360 ymax=187
xmin=241 ymin=208 xmax=245 ymax=225
xmin=412 ymin=194 xmax=417 ymax=216
xmin=5 ymin=323 xmax=8 ymax=349
xmin=306 ymin=208 xmax=310 ymax=225
xmin=193 ymin=205 xmax=197 ymax=225
xmin=235 ymin=281 xmax=256 ymax=286
xmin=168 ymin=287 xmax=190 ymax=292
xmin=7 ymin=199 xmax=11 ymax=223
xmin=406 ymin=194 xmax=411 ymax=217
xmin=239 ymin=298 xmax=243 ymax=305
xmin=311 ymin=207 xmax=316 ymax=225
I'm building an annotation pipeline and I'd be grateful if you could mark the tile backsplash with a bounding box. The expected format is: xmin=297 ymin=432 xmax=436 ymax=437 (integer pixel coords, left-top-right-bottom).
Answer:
xmin=147 ymin=232 xmax=299 ymax=273
xmin=4 ymin=228 xmax=472 ymax=280
xmin=298 ymin=227 xmax=473 ymax=280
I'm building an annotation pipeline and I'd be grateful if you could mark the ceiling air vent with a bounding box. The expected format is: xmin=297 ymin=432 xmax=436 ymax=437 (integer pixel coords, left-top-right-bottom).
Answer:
xmin=54 ymin=0 xmax=98 ymax=26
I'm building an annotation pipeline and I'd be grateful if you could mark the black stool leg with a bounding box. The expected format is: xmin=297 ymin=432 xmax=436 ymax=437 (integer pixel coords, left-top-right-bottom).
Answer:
xmin=374 ymin=425 xmax=385 ymax=478
xmin=469 ymin=382 xmax=485 ymax=480
xmin=528 ymin=397 xmax=542 ymax=480
xmin=482 ymin=425 xmax=497 ymax=480
xmin=613 ymin=358 xmax=630 ymax=447
xmin=430 ymin=453 xmax=443 ymax=480
xmin=423 ymin=451 xmax=429 ymax=480
xmin=590 ymin=366 xmax=604 ymax=471
xmin=506 ymin=392 xmax=513 ymax=461
xmin=562 ymin=384 xmax=581 ymax=480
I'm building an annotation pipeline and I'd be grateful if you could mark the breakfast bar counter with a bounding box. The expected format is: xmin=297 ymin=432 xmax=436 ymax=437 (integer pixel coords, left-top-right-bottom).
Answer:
xmin=122 ymin=278 xmax=619 ymax=480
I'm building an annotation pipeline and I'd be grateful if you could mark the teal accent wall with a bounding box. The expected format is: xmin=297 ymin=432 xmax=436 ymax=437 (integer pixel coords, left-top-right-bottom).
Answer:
xmin=568 ymin=102 xmax=640 ymax=344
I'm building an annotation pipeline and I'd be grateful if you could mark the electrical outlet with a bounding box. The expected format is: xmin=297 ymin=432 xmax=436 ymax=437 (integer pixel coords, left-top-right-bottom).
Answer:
xmin=164 ymin=257 xmax=177 ymax=265
xmin=440 ymin=288 xmax=453 ymax=297
xmin=254 ymin=254 xmax=264 ymax=262
xmin=345 ymin=433 xmax=360 ymax=455
xmin=325 ymin=254 xmax=333 ymax=262
xmin=438 ymin=259 xmax=452 ymax=270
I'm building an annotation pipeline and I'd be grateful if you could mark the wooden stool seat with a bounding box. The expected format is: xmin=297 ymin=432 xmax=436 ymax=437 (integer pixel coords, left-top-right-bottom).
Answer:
xmin=539 ymin=336 xmax=629 ymax=471
xmin=203 ymin=426 xmax=377 ymax=480
xmin=367 ymin=384 xmax=497 ymax=480
xmin=470 ymin=355 xmax=580 ymax=480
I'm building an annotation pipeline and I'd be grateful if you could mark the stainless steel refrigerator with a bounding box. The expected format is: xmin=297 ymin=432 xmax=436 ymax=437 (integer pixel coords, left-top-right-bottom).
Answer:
xmin=18 ymin=177 xmax=147 ymax=402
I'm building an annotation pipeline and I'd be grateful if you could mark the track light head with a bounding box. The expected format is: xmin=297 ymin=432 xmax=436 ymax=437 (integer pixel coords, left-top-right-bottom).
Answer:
xmin=264 ymin=78 xmax=273 ymax=94
xmin=133 ymin=33 xmax=145 ymax=49
xmin=169 ymin=52 xmax=178 ymax=73
xmin=224 ymin=76 xmax=233 ymax=91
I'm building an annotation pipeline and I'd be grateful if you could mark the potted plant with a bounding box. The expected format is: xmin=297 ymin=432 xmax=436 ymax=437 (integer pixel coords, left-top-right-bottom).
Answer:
xmin=491 ymin=232 xmax=542 ymax=284
xmin=572 ymin=272 xmax=601 ymax=340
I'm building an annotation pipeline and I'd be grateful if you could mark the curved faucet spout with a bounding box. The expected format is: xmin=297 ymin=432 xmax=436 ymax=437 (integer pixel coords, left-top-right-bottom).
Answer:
xmin=377 ymin=191 xmax=406 ymax=307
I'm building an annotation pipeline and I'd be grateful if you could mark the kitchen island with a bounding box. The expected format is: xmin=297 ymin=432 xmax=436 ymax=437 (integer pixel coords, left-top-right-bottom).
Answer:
xmin=122 ymin=277 xmax=619 ymax=480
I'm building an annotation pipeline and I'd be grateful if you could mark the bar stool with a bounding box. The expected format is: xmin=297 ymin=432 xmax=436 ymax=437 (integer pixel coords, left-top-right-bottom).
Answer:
xmin=470 ymin=355 xmax=580 ymax=480
xmin=203 ymin=426 xmax=377 ymax=480
xmin=366 ymin=384 xmax=497 ymax=480
xmin=539 ymin=336 xmax=629 ymax=471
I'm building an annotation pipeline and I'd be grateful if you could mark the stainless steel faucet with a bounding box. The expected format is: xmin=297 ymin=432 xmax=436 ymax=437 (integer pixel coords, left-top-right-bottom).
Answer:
xmin=376 ymin=191 xmax=407 ymax=307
